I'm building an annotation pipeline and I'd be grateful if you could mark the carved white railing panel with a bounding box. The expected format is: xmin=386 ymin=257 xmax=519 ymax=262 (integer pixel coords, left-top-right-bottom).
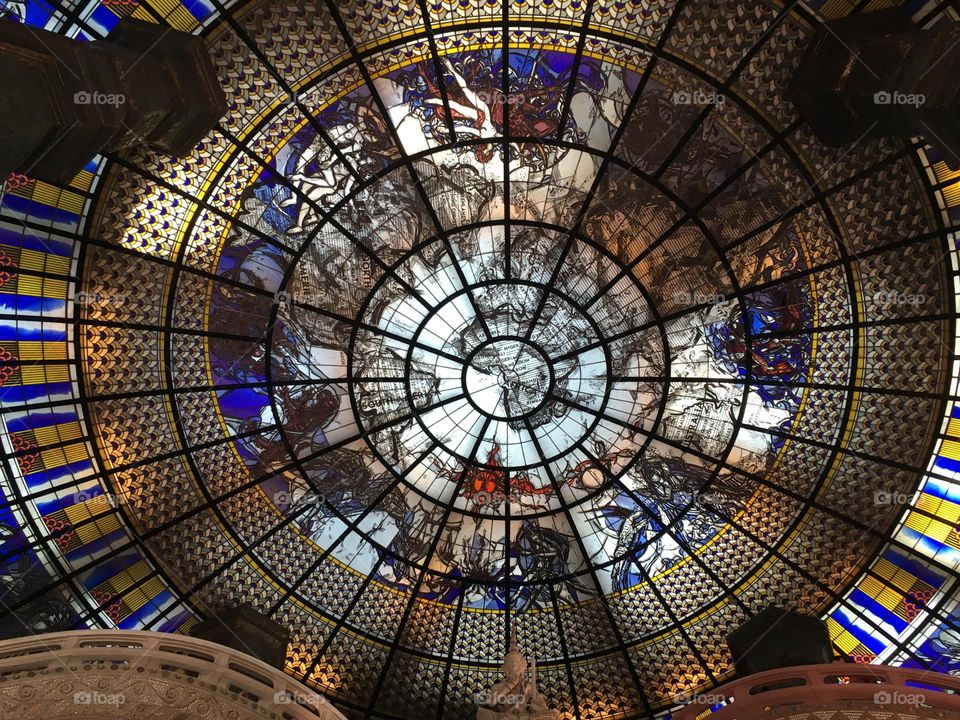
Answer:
xmin=0 ymin=630 xmax=346 ymax=720
xmin=674 ymin=663 xmax=960 ymax=720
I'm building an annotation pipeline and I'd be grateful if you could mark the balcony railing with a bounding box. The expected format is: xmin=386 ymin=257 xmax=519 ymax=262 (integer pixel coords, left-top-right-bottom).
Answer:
xmin=675 ymin=663 xmax=960 ymax=720
xmin=0 ymin=629 xmax=346 ymax=720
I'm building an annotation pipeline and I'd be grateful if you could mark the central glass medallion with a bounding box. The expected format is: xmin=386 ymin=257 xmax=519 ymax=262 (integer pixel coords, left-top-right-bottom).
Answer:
xmin=464 ymin=339 xmax=553 ymax=419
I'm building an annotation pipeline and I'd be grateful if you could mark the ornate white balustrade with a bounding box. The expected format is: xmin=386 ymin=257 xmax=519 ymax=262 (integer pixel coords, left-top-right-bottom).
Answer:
xmin=674 ymin=663 xmax=960 ymax=720
xmin=0 ymin=629 xmax=346 ymax=720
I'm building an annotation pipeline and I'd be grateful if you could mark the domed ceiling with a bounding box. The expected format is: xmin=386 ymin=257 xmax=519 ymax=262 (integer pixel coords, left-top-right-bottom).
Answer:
xmin=3 ymin=0 xmax=960 ymax=718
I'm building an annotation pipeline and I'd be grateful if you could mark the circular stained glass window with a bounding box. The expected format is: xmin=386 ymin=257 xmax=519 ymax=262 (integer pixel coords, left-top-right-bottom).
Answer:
xmin=0 ymin=2 xmax=957 ymax=719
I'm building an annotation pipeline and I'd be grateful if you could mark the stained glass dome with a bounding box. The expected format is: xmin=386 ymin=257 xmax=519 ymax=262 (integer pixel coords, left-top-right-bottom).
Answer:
xmin=3 ymin=0 xmax=960 ymax=718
